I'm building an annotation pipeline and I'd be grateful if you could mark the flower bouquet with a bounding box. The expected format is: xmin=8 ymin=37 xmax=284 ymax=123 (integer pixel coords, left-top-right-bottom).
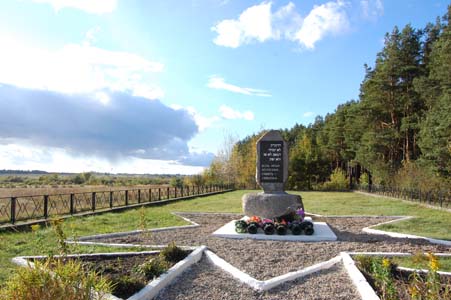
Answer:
xmin=275 ymin=219 xmax=288 ymax=235
xmin=235 ymin=220 xmax=248 ymax=233
xmin=295 ymin=208 xmax=305 ymax=221
xmin=247 ymin=216 xmax=261 ymax=234
xmin=289 ymin=221 xmax=302 ymax=235
xmin=299 ymin=220 xmax=314 ymax=235
xmin=262 ymin=219 xmax=275 ymax=235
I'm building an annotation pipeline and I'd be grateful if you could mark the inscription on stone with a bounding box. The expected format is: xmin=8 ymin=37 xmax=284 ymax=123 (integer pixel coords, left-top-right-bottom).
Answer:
xmin=259 ymin=141 xmax=283 ymax=183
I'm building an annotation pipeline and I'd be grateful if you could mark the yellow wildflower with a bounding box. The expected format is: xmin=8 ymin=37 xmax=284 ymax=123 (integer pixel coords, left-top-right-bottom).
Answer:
xmin=382 ymin=258 xmax=391 ymax=269
xmin=408 ymin=285 xmax=419 ymax=299
xmin=31 ymin=224 xmax=40 ymax=232
xmin=429 ymin=255 xmax=439 ymax=272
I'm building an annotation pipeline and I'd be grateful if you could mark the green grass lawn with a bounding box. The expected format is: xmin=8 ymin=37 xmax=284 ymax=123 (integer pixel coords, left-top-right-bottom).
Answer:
xmin=0 ymin=190 xmax=450 ymax=284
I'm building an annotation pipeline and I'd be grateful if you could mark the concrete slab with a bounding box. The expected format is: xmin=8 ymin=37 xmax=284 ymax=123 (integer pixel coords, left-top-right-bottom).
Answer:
xmin=212 ymin=218 xmax=337 ymax=242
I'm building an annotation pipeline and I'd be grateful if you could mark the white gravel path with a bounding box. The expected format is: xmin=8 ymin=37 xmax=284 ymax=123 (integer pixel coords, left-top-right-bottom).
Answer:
xmin=85 ymin=212 xmax=450 ymax=299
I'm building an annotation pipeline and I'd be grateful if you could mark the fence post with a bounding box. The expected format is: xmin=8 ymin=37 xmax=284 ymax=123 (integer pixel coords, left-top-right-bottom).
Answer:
xmin=10 ymin=197 xmax=16 ymax=224
xmin=167 ymin=187 xmax=170 ymax=199
xmin=175 ymin=186 xmax=177 ymax=198
xmin=70 ymin=193 xmax=75 ymax=214
xmin=43 ymin=195 xmax=49 ymax=219
xmin=125 ymin=190 xmax=129 ymax=206
xmin=149 ymin=188 xmax=152 ymax=202
xmin=186 ymin=185 xmax=189 ymax=196
xmin=138 ymin=190 xmax=141 ymax=204
xmin=109 ymin=191 xmax=113 ymax=209
xmin=91 ymin=192 xmax=96 ymax=211
xmin=158 ymin=188 xmax=161 ymax=200
xmin=181 ymin=186 xmax=184 ymax=197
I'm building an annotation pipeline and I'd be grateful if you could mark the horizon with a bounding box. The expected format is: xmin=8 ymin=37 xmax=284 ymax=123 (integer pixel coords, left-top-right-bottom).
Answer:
xmin=0 ymin=0 xmax=448 ymax=174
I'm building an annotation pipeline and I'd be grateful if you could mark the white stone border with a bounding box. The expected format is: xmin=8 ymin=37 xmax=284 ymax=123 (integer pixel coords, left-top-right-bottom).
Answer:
xmin=12 ymin=246 xmax=207 ymax=300
xmin=341 ymin=252 xmax=380 ymax=300
xmin=66 ymin=240 xmax=197 ymax=251
xmin=362 ymin=216 xmax=451 ymax=246
xmin=75 ymin=212 xmax=200 ymax=242
xmin=204 ymin=250 xmax=342 ymax=291
xmin=128 ymin=245 xmax=206 ymax=300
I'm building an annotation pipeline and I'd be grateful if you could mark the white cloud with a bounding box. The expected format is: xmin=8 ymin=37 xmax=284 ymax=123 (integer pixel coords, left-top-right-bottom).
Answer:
xmin=212 ymin=2 xmax=273 ymax=48
xmin=0 ymin=143 xmax=204 ymax=174
xmin=219 ymin=105 xmax=254 ymax=120
xmin=294 ymin=1 xmax=349 ymax=49
xmin=0 ymin=35 xmax=165 ymax=100
xmin=207 ymin=75 xmax=271 ymax=97
xmin=85 ymin=26 xmax=101 ymax=45
xmin=360 ymin=0 xmax=383 ymax=20
xmin=212 ymin=1 xmax=349 ymax=49
xmin=31 ymin=0 xmax=117 ymax=14
xmin=303 ymin=111 xmax=314 ymax=117
xmin=171 ymin=104 xmax=220 ymax=132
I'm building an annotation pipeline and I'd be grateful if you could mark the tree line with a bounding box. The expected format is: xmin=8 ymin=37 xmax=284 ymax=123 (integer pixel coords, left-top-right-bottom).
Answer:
xmin=202 ymin=6 xmax=451 ymax=191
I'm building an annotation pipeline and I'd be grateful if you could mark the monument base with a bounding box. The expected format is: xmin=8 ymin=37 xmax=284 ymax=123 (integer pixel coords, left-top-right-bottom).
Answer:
xmin=242 ymin=192 xmax=303 ymax=219
xmin=212 ymin=217 xmax=337 ymax=241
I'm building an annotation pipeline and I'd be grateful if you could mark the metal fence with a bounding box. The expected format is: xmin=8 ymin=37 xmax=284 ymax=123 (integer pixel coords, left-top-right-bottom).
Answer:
xmin=0 ymin=184 xmax=233 ymax=225
xmin=357 ymin=184 xmax=451 ymax=209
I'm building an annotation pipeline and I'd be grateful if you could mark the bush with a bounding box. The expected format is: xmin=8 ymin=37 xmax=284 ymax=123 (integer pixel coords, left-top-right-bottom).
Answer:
xmin=0 ymin=259 xmax=112 ymax=300
xmin=111 ymin=275 xmax=145 ymax=300
xmin=136 ymin=243 xmax=187 ymax=280
xmin=318 ymin=168 xmax=349 ymax=191
xmin=159 ymin=242 xmax=188 ymax=264
xmin=359 ymin=173 xmax=369 ymax=189
xmin=137 ymin=256 xmax=169 ymax=280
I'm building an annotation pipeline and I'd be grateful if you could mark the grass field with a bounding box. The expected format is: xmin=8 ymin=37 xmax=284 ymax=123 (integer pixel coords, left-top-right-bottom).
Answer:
xmin=0 ymin=190 xmax=450 ymax=284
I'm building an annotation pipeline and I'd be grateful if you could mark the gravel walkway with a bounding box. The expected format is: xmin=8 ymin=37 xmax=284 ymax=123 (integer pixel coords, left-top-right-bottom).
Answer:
xmin=154 ymin=257 xmax=360 ymax=300
xmin=86 ymin=212 xmax=451 ymax=299
xmin=98 ymin=213 xmax=450 ymax=280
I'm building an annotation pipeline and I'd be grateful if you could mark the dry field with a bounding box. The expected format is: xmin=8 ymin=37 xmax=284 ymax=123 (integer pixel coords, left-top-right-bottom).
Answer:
xmin=0 ymin=184 xmax=169 ymax=198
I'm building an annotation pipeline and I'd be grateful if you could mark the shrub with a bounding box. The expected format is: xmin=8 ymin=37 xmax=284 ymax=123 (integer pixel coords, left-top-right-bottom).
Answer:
xmin=319 ymin=168 xmax=349 ymax=191
xmin=359 ymin=173 xmax=369 ymax=188
xmin=111 ymin=275 xmax=145 ymax=300
xmin=137 ymin=243 xmax=187 ymax=280
xmin=0 ymin=259 xmax=112 ymax=300
xmin=159 ymin=242 xmax=188 ymax=264
xmin=137 ymin=256 xmax=169 ymax=280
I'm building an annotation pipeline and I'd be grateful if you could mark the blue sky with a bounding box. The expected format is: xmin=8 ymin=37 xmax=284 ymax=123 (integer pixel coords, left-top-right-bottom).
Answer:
xmin=0 ymin=0 xmax=448 ymax=174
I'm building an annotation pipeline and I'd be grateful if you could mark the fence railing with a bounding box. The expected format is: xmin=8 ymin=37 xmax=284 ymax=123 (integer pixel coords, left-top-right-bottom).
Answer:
xmin=0 ymin=184 xmax=233 ymax=225
xmin=357 ymin=184 xmax=451 ymax=209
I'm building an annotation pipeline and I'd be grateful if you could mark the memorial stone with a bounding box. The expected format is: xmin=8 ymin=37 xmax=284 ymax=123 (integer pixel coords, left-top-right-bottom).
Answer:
xmin=242 ymin=130 xmax=303 ymax=219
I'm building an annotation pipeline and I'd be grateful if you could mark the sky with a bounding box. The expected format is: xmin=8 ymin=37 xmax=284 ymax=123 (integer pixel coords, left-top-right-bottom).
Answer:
xmin=0 ymin=0 xmax=448 ymax=174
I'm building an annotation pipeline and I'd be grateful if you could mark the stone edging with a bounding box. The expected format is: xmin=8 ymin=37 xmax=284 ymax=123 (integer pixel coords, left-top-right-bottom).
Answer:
xmin=341 ymin=252 xmax=380 ymax=300
xmin=74 ymin=212 xmax=200 ymax=242
xmin=205 ymin=250 xmax=342 ymax=291
xmin=127 ymin=246 xmax=206 ymax=300
xmin=11 ymin=246 xmax=207 ymax=300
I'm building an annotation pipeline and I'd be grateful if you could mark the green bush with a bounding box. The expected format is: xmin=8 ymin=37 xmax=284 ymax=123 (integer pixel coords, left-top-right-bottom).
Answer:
xmin=0 ymin=259 xmax=112 ymax=300
xmin=359 ymin=173 xmax=369 ymax=188
xmin=137 ymin=256 xmax=169 ymax=280
xmin=159 ymin=242 xmax=188 ymax=264
xmin=318 ymin=168 xmax=349 ymax=191
xmin=111 ymin=275 xmax=145 ymax=300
